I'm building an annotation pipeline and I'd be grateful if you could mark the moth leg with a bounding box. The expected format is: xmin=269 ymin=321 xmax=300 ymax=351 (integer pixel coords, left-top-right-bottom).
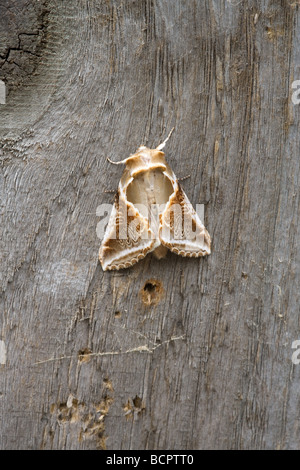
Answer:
xmin=177 ymin=174 xmax=191 ymax=182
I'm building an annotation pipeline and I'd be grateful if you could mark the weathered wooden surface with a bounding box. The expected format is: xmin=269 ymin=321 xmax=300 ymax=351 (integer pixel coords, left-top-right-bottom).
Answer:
xmin=1 ymin=0 xmax=300 ymax=450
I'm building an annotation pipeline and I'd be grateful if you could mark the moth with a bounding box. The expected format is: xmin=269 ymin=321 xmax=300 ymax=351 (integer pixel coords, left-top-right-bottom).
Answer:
xmin=99 ymin=132 xmax=211 ymax=271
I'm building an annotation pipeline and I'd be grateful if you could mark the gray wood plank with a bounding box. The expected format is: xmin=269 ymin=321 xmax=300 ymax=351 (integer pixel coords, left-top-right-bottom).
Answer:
xmin=0 ymin=0 xmax=300 ymax=450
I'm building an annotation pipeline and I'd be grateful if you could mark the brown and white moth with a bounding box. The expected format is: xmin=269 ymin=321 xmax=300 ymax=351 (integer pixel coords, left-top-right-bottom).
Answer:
xmin=99 ymin=133 xmax=211 ymax=271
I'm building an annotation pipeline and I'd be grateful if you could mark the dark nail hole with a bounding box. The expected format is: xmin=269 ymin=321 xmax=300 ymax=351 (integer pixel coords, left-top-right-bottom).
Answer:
xmin=140 ymin=279 xmax=164 ymax=306
xmin=144 ymin=282 xmax=156 ymax=292
xmin=78 ymin=348 xmax=92 ymax=363
xmin=133 ymin=395 xmax=142 ymax=408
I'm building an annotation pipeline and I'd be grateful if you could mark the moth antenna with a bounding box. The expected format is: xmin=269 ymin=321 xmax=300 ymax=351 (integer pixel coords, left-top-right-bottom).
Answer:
xmin=156 ymin=127 xmax=175 ymax=151
xmin=107 ymin=156 xmax=127 ymax=165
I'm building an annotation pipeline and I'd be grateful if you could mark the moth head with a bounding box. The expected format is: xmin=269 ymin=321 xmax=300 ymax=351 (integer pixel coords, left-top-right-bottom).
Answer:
xmin=122 ymin=147 xmax=167 ymax=175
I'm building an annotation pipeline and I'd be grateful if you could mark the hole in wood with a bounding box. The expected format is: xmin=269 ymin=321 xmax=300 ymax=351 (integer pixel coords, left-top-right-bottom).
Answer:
xmin=140 ymin=279 xmax=164 ymax=306
xmin=144 ymin=282 xmax=156 ymax=293
xmin=123 ymin=395 xmax=145 ymax=420
xmin=78 ymin=348 xmax=92 ymax=363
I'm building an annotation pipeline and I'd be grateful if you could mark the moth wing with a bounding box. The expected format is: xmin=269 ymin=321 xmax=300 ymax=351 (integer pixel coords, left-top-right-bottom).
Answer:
xmin=159 ymin=182 xmax=211 ymax=257
xmin=99 ymin=191 xmax=158 ymax=271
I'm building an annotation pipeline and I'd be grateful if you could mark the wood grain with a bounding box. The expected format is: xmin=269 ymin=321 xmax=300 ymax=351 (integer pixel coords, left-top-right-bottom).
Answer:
xmin=1 ymin=0 xmax=300 ymax=450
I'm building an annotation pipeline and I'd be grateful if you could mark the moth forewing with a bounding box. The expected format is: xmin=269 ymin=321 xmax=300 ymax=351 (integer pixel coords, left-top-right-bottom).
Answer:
xmin=159 ymin=184 xmax=211 ymax=257
xmin=99 ymin=190 xmax=157 ymax=271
